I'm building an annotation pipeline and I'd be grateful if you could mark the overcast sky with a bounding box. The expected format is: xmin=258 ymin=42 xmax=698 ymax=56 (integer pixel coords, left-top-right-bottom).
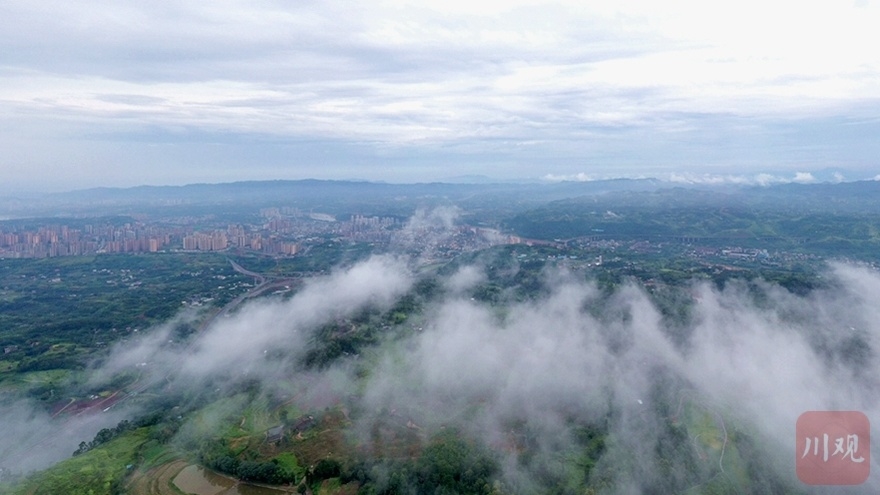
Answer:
xmin=2 ymin=0 xmax=879 ymax=192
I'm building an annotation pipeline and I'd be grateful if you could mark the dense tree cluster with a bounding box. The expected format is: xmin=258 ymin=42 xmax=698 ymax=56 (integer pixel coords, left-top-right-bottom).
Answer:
xmin=73 ymin=420 xmax=135 ymax=456
xmin=199 ymin=443 xmax=298 ymax=485
xmin=210 ymin=456 xmax=296 ymax=485
xmin=352 ymin=432 xmax=498 ymax=495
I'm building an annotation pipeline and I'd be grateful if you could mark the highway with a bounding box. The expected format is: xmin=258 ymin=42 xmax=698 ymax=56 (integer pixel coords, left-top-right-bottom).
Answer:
xmin=227 ymin=258 xmax=266 ymax=285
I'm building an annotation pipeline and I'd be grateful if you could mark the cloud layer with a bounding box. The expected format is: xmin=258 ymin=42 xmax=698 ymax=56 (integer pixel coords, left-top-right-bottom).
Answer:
xmin=6 ymin=249 xmax=880 ymax=491
xmin=2 ymin=1 xmax=880 ymax=190
xmin=355 ymin=262 xmax=880 ymax=491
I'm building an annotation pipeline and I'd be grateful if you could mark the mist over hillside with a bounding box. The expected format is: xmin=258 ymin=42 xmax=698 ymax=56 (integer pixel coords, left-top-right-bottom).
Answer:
xmin=3 ymin=242 xmax=879 ymax=492
xmin=3 ymin=186 xmax=880 ymax=493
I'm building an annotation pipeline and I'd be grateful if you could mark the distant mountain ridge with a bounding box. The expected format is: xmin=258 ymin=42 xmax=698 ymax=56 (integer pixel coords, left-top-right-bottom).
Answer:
xmin=54 ymin=177 xmax=663 ymax=200
xmin=38 ymin=178 xmax=666 ymax=214
xmin=2 ymin=177 xmax=879 ymax=220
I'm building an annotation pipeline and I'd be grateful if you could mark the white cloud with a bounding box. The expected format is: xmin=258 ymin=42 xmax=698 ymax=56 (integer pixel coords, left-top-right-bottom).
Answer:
xmin=755 ymin=173 xmax=784 ymax=187
xmin=2 ymin=1 xmax=880 ymax=188
xmin=13 ymin=251 xmax=880 ymax=489
xmin=541 ymin=172 xmax=594 ymax=182
xmin=356 ymin=262 xmax=880 ymax=490
xmin=793 ymin=172 xmax=817 ymax=183
xmin=542 ymin=171 xmax=838 ymax=187
xmin=444 ymin=265 xmax=485 ymax=294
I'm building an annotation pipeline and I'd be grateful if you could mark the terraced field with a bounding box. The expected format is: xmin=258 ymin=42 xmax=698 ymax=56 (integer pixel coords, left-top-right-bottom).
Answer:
xmin=126 ymin=459 xmax=188 ymax=495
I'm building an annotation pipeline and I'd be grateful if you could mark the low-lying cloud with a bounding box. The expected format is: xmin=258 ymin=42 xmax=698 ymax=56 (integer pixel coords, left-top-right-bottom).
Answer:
xmin=5 ymin=247 xmax=880 ymax=492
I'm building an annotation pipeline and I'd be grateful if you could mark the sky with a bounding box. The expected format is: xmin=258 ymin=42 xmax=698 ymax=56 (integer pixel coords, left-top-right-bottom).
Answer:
xmin=1 ymin=0 xmax=880 ymax=192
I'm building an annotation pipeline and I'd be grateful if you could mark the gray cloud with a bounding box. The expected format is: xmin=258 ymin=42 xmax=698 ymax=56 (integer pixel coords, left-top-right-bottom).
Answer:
xmin=2 ymin=2 xmax=880 ymax=189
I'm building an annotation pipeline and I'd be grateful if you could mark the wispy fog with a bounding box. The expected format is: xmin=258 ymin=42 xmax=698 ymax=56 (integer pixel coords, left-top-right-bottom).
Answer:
xmin=0 ymin=398 xmax=134 ymax=475
xmin=4 ymin=246 xmax=880 ymax=491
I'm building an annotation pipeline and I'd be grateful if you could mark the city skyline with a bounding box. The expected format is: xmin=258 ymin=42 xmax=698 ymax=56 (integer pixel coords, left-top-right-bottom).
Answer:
xmin=2 ymin=1 xmax=880 ymax=192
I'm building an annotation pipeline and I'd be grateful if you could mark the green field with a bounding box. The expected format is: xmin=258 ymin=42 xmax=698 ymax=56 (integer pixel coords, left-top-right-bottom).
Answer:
xmin=12 ymin=429 xmax=149 ymax=495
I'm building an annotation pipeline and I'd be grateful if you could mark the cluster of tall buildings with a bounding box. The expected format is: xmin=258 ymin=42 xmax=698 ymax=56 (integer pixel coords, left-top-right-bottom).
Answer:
xmin=180 ymin=229 xmax=298 ymax=255
xmin=182 ymin=231 xmax=229 ymax=251
xmin=0 ymin=223 xmax=171 ymax=258
xmin=0 ymin=212 xmax=392 ymax=259
xmin=0 ymin=211 xmax=508 ymax=260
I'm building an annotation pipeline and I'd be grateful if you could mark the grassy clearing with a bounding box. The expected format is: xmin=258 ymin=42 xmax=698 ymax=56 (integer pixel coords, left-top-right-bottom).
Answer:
xmin=139 ymin=441 xmax=180 ymax=470
xmin=278 ymin=403 xmax=303 ymax=421
xmin=13 ymin=428 xmax=149 ymax=495
xmin=44 ymin=343 xmax=77 ymax=356
xmin=692 ymin=411 xmax=724 ymax=451
xmin=315 ymin=477 xmax=341 ymax=495
xmin=676 ymin=400 xmax=762 ymax=492
xmin=242 ymin=396 xmax=273 ymax=433
xmin=285 ymin=409 xmax=352 ymax=466
xmin=274 ymin=452 xmax=306 ymax=481
xmin=187 ymin=394 xmax=249 ymax=437
xmin=16 ymin=369 xmax=70 ymax=384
